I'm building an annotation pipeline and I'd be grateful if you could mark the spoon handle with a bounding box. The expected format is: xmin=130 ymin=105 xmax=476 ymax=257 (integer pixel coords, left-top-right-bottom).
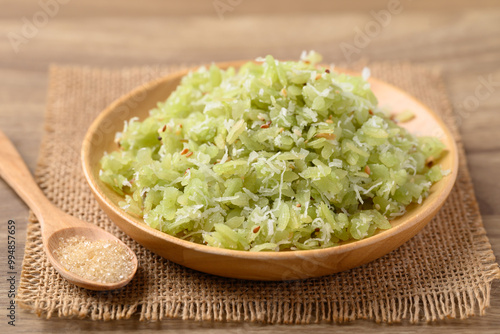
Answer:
xmin=0 ymin=130 xmax=53 ymax=219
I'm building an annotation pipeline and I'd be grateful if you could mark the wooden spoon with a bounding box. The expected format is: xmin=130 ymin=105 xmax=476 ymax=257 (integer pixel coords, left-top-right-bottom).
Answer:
xmin=0 ymin=130 xmax=137 ymax=290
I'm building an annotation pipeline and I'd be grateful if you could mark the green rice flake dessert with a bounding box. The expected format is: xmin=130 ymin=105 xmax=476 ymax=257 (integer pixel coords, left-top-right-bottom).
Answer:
xmin=99 ymin=51 xmax=447 ymax=251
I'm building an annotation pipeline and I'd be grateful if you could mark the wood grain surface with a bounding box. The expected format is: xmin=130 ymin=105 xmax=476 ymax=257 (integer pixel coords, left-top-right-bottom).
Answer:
xmin=0 ymin=0 xmax=499 ymax=332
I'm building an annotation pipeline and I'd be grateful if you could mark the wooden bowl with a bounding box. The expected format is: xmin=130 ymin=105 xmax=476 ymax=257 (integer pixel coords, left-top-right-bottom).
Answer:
xmin=82 ymin=62 xmax=458 ymax=281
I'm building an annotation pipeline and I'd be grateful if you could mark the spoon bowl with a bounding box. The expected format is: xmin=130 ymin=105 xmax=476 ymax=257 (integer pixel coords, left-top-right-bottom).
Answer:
xmin=0 ymin=130 xmax=138 ymax=291
xmin=46 ymin=223 xmax=138 ymax=291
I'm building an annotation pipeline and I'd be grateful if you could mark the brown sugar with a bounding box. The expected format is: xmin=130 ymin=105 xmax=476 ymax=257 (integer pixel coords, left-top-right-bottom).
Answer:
xmin=54 ymin=236 xmax=134 ymax=284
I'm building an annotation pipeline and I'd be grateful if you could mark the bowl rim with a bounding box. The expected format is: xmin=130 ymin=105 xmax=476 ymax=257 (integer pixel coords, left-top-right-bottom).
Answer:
xmin=81 ymin=61 xmax=459 ymax=261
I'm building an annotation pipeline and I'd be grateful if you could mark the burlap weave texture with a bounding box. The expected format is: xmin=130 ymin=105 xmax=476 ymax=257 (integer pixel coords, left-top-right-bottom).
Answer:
xmin=16 ymin=63 xmax=500 ymax=323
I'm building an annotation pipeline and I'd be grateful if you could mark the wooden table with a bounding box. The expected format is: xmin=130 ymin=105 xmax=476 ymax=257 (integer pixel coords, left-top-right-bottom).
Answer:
xmin=1 ymin=0 xmax=499 ymax=332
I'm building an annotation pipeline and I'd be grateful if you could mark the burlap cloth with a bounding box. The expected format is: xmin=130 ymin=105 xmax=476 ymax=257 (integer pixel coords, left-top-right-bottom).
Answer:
xmin=16 ymin=63 xmax=500 ymax=324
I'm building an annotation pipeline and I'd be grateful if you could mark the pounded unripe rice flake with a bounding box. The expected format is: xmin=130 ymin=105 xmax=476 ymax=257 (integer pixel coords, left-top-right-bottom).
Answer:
xmin=99 ymin=51 xmax=447 ymax=251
